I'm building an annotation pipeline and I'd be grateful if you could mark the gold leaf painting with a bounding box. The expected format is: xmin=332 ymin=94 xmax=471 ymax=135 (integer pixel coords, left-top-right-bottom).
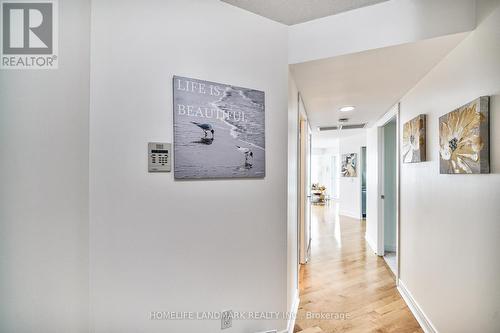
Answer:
xmin=439 ymin=96 xmax=490 ymax=174
xmin=403 ymin=114 xmax=426 ymax=163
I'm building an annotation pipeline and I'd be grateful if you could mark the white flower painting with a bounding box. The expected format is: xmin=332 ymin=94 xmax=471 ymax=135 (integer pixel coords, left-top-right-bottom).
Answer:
xmin=402 ymin=114 xmax=426 ymax=163
xmin=439 ymin=97 xmax=490 ymax=174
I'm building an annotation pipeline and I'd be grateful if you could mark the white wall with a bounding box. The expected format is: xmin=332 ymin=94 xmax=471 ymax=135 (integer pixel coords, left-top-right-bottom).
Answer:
xmin=287 ymin=73 xmax=299 ymax=318
xmin=0 ymin=0 xmax=90 ymax=332
xmin=399 ymin=2 xmax=500 ymax=331
xmin=288 ymin=0 xmax=476 ymax=64
xmin=90 ymin=1 xmax=289 ymax=332
xmin=338 ymin=133 xmax=367 ymax=218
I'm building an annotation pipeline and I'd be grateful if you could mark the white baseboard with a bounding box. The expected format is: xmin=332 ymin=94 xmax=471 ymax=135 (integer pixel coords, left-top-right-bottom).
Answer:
xmin=397 ymin=280 xmax=438 ymax=333
xmin=288 ymin=293 xmax=300 ymax=333
xmin=279 ymin=292 xmax=300 ymax=333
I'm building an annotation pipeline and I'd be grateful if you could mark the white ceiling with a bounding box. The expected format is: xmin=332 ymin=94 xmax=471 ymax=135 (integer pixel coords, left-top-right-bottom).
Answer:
xmin=291 ymin=33 xmax=468 ymax=134
xmin=220 ymin=0 xmax=388 ymax=25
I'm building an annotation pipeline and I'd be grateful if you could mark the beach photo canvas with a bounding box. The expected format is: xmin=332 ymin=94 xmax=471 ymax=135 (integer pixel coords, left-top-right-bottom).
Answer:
xmin=173 ymin=76 xmax=265 ymax=179
xmin=439 ymin=96 xmax=490 ymax=174
xmin=402 ymin=114 xmax=426 ymax=163
xmin=341 ymin=153 xmax=357 ymax=177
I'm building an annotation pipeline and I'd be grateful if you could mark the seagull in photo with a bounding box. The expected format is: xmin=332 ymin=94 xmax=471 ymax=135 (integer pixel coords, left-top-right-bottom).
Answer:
xmin=191 ymin=121 xmax=214 ymax=138
xmin=236 ymin=145 xmax=253 ymax=162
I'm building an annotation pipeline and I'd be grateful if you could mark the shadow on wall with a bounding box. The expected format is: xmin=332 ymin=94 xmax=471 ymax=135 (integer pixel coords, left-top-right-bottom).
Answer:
xmin=477 ymin=0 xmax=500 ymax=25
xmin=490 ymin=94 xmax=499 ymax=173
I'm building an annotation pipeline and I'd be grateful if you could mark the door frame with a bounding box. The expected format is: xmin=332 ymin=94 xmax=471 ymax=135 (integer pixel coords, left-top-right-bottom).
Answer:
xmin=298 ymin=115 xmax=311 ymax=264
xmin=360 ymin=146 xmax=367 ymax=219
xmin=297 ymin=92 xmax=311 ymax=265
xmin=377 ymin=103 xmax=401 ymax=281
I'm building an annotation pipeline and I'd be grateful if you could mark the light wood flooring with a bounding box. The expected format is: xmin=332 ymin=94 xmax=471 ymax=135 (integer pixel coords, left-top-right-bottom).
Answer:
xmin=295 ymin=203 xmax=423 ymax=333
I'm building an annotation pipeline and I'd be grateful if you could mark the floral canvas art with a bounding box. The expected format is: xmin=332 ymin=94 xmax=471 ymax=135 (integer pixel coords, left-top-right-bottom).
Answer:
xmin=439 ymin=96 xmax=490 ymax=174
xmin=403 ymin=114 xmax=426 ymax=163
xmin=341 ymin=153 xmax=357 ymax=177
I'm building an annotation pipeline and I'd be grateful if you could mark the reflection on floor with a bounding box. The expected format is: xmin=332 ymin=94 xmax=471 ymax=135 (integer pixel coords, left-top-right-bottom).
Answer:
xmin=383 ymin=252 xmax=397 ymax=275
xmin=295 ymin=203 xmax=422 ymax=333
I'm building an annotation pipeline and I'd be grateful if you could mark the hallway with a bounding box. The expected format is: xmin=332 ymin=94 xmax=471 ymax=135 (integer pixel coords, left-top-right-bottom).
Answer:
xmin=295 ymin=204 xmax=422 ymax=333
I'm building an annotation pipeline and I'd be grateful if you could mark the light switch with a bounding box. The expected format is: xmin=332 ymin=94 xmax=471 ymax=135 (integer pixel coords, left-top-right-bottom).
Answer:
xmin=148 ymin=142 xmax=171 ymax=172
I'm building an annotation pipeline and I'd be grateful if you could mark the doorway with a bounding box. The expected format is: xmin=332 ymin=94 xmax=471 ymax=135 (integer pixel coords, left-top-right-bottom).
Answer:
xmin=382 ymin=118 xmax=397 ymax=274
xmin=311 ymin=152 xmax=338 ymax=200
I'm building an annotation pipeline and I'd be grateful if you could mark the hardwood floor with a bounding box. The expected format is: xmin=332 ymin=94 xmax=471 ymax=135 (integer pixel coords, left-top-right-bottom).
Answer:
xmin=295 ymin=203 xmax=423 ymax=333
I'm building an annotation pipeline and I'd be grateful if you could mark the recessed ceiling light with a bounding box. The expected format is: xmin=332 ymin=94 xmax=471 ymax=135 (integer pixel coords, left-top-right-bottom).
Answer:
xmin=339 ymin=106 xmax=355 ymax=112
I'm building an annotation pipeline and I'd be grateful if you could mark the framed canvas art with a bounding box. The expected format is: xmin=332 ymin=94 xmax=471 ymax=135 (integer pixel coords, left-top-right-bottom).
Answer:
xmin=402 ymin=114 xmax=426 ymax=163
xmin=173 ymin=76 xmax=265 ymax=179
xmin=439 ymin=96 xmax=490 ymax=174
xmin=341 ymin=153 xmax=357 ymax=177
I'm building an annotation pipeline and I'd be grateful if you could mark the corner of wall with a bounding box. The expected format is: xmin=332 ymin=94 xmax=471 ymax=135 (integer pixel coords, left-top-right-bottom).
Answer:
xmin=397 ymin=280 xmax=438 ymax=333
xmin=365 ymin=233 xmax=378 ymax=255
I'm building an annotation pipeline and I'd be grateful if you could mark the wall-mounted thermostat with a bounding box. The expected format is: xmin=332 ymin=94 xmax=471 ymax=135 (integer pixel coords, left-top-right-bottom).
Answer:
xmin=148 ymin=142 xmax=171 ymax=172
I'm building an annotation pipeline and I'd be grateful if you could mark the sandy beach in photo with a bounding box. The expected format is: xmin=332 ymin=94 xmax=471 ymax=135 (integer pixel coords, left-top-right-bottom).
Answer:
xmin=173 ymin=76 xmax=265 ymax=179
xmin=174 ymin=118 xmax=264 ymax=179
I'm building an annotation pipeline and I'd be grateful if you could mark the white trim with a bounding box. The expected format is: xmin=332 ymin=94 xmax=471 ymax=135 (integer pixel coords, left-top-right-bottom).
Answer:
xmin=375 ymin=103 xmax=399 ymax=127
xmin=299 ymin=116 xmax=310 ymax=264
xmin=281 ymin=294 xmax=300 ymax=333
xmin=395 ymin=106 xmax=401 ymax=281
xmin=397 ymin=280 xmax=438 ymax=333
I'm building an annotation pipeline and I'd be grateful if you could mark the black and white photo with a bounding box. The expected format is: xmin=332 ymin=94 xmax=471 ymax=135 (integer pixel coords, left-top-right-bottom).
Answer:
xmin=173 ymin=76 xmax=265 ymax=179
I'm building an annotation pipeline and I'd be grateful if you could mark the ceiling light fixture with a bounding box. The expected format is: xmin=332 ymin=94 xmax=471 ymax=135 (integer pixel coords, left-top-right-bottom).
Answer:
xmin=339 ymin=106 xmax=355 ymax=112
